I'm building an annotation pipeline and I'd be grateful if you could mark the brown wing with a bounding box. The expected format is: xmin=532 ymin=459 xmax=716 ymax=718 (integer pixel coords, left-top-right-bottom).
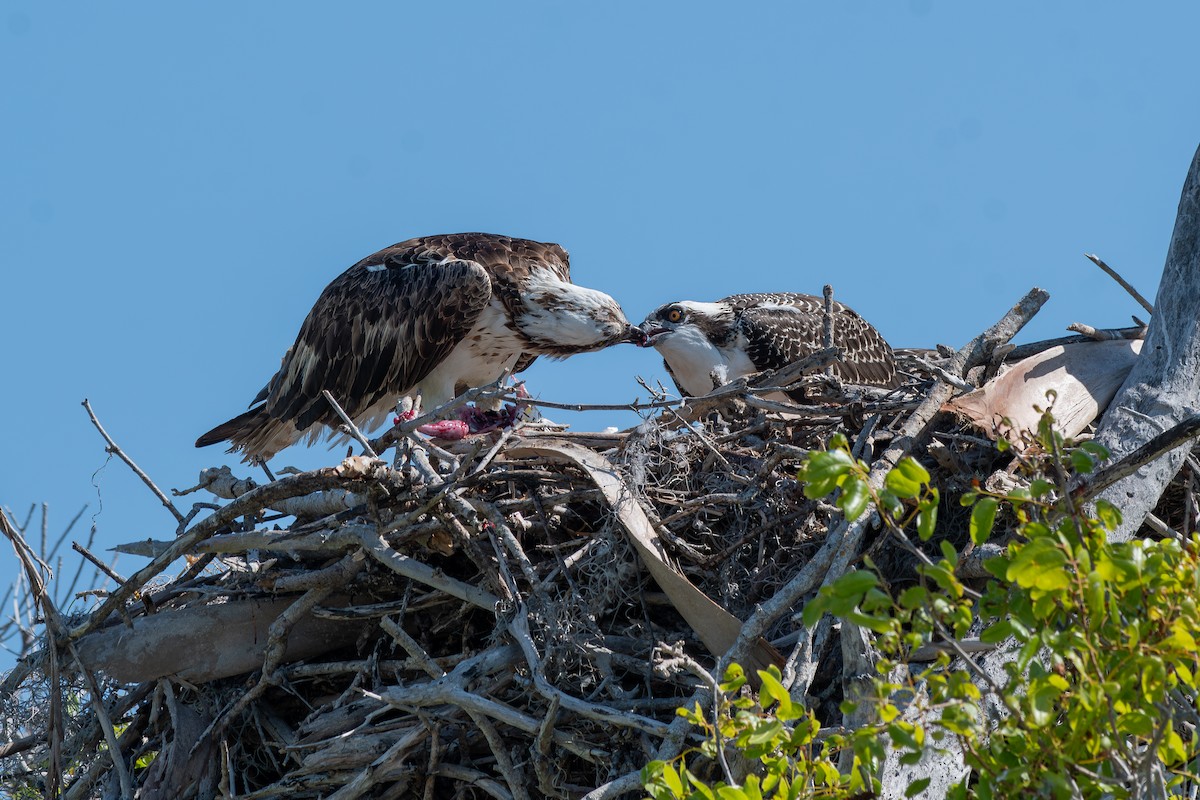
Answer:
xmin=259 ymin=244 xmax=494 ymax=431
xmin=723 ymin=293 xmax=897 ymax=388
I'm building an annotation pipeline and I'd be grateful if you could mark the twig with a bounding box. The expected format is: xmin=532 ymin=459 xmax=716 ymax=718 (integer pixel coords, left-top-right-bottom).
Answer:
xmin=1071 ymin=412 xmax=1200 ymax=502
xmin=81 ymin=399 xmax=184 ymax=525
xmin=508 ymin=609 xmax=670 ymax=737
xmin=322 ymin=389 xmax=380 ymax=459
xmin=1084 ymin=252 xmax=1155 ymax=314
xmin=71 ymin=541 xmax=125 ymax=586
xmin=721 ymin=286 xmax=1051 ymax=673
xmin=1066 ymin=321 xmax=1147 ymax=341
xmin=382 ymin=618 xmax=531 ymax=800
xmin=822 ymin=284 xmax=835 ymax=378
xmin=68 ymin=461 xmax=408 ymax=642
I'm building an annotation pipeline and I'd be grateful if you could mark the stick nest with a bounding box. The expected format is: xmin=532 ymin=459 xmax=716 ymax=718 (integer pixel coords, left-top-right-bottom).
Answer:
xmin=0 ymin=334 xmax=1178 ymax=800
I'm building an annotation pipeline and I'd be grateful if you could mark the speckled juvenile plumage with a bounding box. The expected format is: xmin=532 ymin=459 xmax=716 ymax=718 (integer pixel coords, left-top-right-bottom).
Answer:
xmin=640 ymin=292 xmax=897 ymax=399
xmin=197 ymin=233 xmax=639 ymax=461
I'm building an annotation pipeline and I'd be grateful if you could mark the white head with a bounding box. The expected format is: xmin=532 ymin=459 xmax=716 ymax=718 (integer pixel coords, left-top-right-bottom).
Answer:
xmin=516 ymin=269 xmax=644 ymax=353
xmin=638 ymin=300 xmax=746 ymax=396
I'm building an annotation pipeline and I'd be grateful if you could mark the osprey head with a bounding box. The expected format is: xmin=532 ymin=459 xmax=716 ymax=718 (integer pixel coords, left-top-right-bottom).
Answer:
xmin=517 ymin=270 xmax=646 ymax=353
xmin=638 ymin=301 xmax=734 ymax=348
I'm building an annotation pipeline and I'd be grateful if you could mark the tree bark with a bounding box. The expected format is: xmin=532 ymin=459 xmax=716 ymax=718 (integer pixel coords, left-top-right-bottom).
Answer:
xmin=882 ymin=143 xmax=1200 ymax=798
xmin=1092 ymin=142 xmax=1200 ymax=540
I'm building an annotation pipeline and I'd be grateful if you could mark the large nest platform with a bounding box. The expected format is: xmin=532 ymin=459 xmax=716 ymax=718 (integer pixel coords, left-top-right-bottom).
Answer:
xmin=0 ymin=283 xmax=1191 ymax=800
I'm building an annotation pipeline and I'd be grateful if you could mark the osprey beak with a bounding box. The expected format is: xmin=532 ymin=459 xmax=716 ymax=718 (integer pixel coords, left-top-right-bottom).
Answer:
xmin=639 ymin=325 xmax=671 ymax=347
xmin=622 ymin=324 xmax=650 ymax=346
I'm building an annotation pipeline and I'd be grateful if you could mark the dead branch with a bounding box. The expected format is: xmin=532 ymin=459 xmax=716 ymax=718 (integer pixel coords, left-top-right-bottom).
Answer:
xmin=1085 ymin=252 xmax=1155 ymax=314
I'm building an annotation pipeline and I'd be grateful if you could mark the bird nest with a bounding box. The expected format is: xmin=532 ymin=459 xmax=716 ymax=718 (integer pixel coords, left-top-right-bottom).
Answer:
xmin=0 ymin=292 xmax=1175 ymax=800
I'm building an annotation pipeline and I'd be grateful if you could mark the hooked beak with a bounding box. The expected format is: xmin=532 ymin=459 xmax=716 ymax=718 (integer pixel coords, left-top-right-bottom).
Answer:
xmin=638 ymin=323 xmax=671 ymax=347
xmin=621 ymin=324 xmax=650 ymax=346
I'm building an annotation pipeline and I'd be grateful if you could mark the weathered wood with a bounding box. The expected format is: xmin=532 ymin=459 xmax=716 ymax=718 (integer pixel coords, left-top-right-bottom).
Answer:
xmin=72 ymin=597 xmax=367 ymax=683
xmin=1092 ymin=142 xmax=1200 ymax=541
xmin=507 ymin=437 xmax=784 ymax=677
xmin=945 ymin=339 xmax=1142 ymax=449
xmin=890 ymin=142 xmax=1200 ymax=799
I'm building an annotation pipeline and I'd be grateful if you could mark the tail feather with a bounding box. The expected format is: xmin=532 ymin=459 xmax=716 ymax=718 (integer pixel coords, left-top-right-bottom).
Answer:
xmin=195 ymin=407 xmax=299 ymax=462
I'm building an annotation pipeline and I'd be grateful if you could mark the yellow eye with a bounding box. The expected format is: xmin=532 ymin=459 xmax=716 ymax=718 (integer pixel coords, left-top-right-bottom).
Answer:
xmin=666 ymin=307 xmax=684 ymax=323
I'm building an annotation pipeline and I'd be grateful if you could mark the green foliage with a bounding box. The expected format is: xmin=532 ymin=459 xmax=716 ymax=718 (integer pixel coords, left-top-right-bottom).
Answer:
xmin=641 ymin=664 xmax=881 ymax=800
xmin=642 ymin=407 xmax=1200 ymax=799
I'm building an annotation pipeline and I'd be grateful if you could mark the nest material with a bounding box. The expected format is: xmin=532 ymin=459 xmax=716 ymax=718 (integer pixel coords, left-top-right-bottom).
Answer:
xmin=0 ymin=324 xmax=1181 ymax=800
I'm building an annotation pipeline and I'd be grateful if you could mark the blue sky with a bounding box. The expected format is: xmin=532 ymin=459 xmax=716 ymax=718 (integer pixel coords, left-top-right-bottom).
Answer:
xmin=2 ymin=2 xmax=1198 ymax=659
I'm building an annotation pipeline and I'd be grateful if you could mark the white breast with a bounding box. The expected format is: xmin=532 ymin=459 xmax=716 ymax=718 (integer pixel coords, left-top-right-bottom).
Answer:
xmin=655 ymin=325 xmax=757 ymax=397
xmin=419 ymin=299 xmax=526 ymax=404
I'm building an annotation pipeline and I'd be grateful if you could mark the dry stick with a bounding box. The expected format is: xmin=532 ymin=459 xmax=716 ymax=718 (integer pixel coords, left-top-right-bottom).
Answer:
xmin=81 ymin=399 xmax=184 ymax=526
xmin=1 ymin=508 xmax=66 ymax=800
xmin=508 ymin=609 xmax=671 ymax=737
xmin=321 ymin=389 xmax=380 ymax=459
xmin=71 ymin=541 xmax=125 ymax=586
xmin=65 ymin=638 xmax=135 ymax=800
xmin=1085 ymin=252 xmax=1155 ymax=314
xmin=721 ymin=287 xmax=1051 ymax=682
xmin=66 ymin=465 xmax=399 ymax=642
xmin=9 ymin=513 xmax=140 ymax=800
xmin=359 ymin=527 xmax=500 ymax=610
xmin=1002 ymin=326 xmax=1147 ymax=361
xmin=1065 ymin=321 xmax=1148 ymax=341
xmin=204 ymin=555 xmax=363 ymax=744
xmin=822 ymin=284 xmax=835 ymax=378
xmin=533 ymin=694 xmax=563 ymax=799
xmin=319 ymin=725 xmax=431 ymax=800
xmin=431 ymin=765 xmax=512 ymax=800
xmin=1071 ymin=413 xmax=1200 ymax=502
xmin=381 ymin=618 xmax=531 ymax=800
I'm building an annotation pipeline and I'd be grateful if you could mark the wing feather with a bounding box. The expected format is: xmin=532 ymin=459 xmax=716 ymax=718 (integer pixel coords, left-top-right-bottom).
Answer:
xmin=264 ymin=250 xmax=493 ymax=430
xmin=723 ymin=293 xmax=897 ymax=388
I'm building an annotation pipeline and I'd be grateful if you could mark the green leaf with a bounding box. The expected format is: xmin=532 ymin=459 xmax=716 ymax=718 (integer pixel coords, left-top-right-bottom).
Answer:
xmin=980 ymin=619 xmax=1013 ymax=644
xmin=1006 ymin=539 xmax=1069 ymax=592
xmin=744 ymin=719 xmax=784 ymax=747
xmin=661 ymin=762 xmax=684 ymax=796
xmin=895 ymin=456 xmax=931 ymax=485
xmin=834 ymin=570 xmax=879 ymax=598
xmin=917 ymin=501 xmax=937 ymax=541
xmin=802 ymin=449 xmax=855 ymax=483
xmin=906 ymin=777 xmax=932 ymax=797
xmin=886 ymin=464 xmax=923 ymax=499
xmin=969 ymin=497 xmax=998 ymax=545
xmin=898 ymin=586 xmax=928 ymax=610
xmin=757 ymin=670 xmax=794 ymax=717
xmin=1069 ymin=449 xmax=1095 ymax=474
xmin=1094 ymin=499 xmax=1122 ymax=532
xmin=1029 ymin=479 xmax=1054 ymax=498
xmin=840 ymin=476 xmax=870 ymax=521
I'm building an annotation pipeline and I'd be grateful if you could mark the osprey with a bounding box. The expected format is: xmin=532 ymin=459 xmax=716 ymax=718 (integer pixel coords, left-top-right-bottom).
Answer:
xmin=639 ymin=292 xmax=898 ymax=398
xmin=197 ymin=233 xmax=644 ymax=461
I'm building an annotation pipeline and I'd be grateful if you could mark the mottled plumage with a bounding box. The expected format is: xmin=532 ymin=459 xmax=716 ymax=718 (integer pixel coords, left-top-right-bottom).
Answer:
xmin=197 ymin=233 xmax=640 ymax=460
xmin=640 ymin=292 xmax=897 ymax=398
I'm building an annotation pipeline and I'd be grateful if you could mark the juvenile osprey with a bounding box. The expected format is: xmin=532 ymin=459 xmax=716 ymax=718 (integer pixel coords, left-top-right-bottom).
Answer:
xmin=197 ymin=233 xmax=644 ymax=461
xmin=639 ymin=293 xmax=897 ymax=398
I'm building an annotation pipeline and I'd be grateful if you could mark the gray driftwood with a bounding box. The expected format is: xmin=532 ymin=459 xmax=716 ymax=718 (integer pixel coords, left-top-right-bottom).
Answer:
xmin=1092 ymin=142 xmax=1200 ymax=540
xmin=881 ymin=143 xmax=1200 ymax=798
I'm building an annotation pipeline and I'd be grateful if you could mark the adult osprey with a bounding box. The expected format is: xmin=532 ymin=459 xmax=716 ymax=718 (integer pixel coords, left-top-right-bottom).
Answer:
xmin=639 ymin=293 xmax=897 ymax=398
xmin=197 ymin=233 xmax=644 ymax=461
